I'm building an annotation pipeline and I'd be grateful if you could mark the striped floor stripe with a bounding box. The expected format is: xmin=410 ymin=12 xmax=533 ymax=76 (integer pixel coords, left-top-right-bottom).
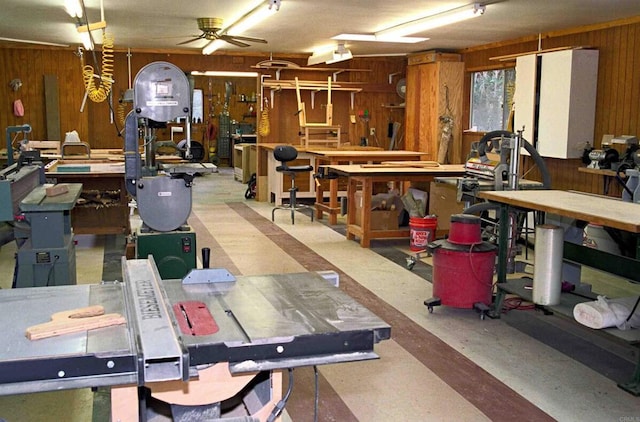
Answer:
xmin=220 ymin=203 xmax=554 ymax=421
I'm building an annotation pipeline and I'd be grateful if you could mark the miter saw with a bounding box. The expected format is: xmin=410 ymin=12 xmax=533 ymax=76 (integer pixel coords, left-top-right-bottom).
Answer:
xmin=123 ymin=61 xmax=214 ymax=279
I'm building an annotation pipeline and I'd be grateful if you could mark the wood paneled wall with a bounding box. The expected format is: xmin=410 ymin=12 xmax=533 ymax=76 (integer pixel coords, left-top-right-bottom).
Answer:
xmin=460 ymin=17 xmax=640 ymax=196
xmin=0 ymin=47 xmax=405 ymax=156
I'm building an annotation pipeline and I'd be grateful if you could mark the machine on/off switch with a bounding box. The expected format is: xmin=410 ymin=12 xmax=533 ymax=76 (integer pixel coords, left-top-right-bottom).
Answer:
xmin=182 ymin=237 xmax=191 ymax=253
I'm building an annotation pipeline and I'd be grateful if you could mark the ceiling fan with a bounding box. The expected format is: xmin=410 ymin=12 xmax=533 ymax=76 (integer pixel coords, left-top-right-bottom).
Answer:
xmin=179 ymin=17 xmax=268 ymax=47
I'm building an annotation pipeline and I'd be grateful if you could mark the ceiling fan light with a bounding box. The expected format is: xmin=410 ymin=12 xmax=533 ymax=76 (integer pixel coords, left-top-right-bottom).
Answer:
xmin=64 ymin=0 xmax=83 ymax=18
xmin=376 ymin=3 xmax=486 ymax=38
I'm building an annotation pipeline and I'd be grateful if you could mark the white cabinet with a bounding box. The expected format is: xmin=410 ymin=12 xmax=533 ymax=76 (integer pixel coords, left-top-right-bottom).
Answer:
xmin=514 ymin=49 xmax=599 ymax=159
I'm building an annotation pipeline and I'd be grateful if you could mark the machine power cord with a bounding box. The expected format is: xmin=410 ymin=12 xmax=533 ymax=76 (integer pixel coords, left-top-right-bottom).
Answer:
xmin=625 ymin=296 xmax=640 ymax=322
xmin=44 ymin=255 xmax=60 ymax=287
xmin=266 ymin=368 xmax=294 ymax=422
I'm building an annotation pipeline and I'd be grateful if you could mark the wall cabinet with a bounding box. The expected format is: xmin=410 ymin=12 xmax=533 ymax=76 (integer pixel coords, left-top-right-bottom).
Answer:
xmin=404 ymin=60 xmax=464 ymax=163
xmin=514 ymin=49 xmax=599 ymax=158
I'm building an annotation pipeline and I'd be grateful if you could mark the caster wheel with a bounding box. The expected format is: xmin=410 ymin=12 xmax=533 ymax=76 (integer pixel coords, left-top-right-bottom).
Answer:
xmin=406 ymin=257 xmax=416 ymax=270
xmin=427 ymin=306 xmax=434 ymax=314
xmin=479 ymin=313 xmax=485 ymax=320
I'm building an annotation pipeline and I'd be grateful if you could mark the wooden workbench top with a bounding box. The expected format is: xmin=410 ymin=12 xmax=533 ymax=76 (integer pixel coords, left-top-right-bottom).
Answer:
xmin=479 ymin=189 xmax=640 ymax=233
xmin=326 ymin=164 xmax=466 ymax=176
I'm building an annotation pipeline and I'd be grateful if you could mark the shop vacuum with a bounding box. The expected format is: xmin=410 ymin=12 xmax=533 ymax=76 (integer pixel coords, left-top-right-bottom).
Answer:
xmin=424 ymin=214 xmax=497 ymax=319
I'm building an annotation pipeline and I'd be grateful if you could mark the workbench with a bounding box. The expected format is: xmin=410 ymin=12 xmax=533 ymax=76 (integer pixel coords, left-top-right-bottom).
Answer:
xmin=310 ymin=150 xmax=426 ymax=225
xmin=478 ymin=189 xmax=640 ymax=394
xmin=255 ymin=144 xmax=427 ymax=208
xmin=0 ymin=257 xmax=390 ymax=420
xmin=45 ymin=160 xmax=130 ymax=235
xmin=327 ymin=164 xmax=466 ymax=247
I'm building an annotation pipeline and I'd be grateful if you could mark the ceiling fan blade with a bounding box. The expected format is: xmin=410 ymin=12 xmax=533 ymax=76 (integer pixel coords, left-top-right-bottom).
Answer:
xmin=177 ymin=35 xmax=205 ymax=45
xmin=224 ymin=35 xmax=268 ymax=44
xmin=219 ymin=36 xmax=251 ymax=48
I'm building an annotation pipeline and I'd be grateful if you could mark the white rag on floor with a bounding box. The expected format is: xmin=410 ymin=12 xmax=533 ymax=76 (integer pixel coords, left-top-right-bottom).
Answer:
xmin=573 ymin=296 xmax=640 ymax=330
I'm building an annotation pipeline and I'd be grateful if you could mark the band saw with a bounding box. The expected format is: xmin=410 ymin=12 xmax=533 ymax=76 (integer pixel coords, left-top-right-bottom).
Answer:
xmin=123 ymin=61 xmax=215 ymax=280
xmin=0 ymin=256 xmax=390 ymax=421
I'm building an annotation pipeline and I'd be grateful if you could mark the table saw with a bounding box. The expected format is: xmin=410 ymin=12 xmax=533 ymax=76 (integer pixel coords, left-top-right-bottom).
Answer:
xmin=0 ymin=256 xmax=390 ymax=421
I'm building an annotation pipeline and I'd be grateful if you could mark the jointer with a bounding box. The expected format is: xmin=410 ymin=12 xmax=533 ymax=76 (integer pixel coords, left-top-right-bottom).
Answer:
xmin=0 ymin=256 xmax=390 ymax=421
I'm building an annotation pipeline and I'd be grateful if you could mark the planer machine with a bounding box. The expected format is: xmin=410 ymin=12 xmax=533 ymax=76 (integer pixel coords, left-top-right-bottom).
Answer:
xmin=438 ymin=130 xmax=551 ymax=205
xmin=0 ymin=256 xmax=390 ymax=421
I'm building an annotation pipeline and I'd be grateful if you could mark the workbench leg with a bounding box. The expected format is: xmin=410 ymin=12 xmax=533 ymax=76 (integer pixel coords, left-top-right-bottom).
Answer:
xmin=111 ymin=384 xmax=140 ymax=422
xmin=315 ymin=179 xmax=324 ymax=221
xmin=346 ymin=177 xmax=357 ymax=241
xmin=360 ymin=178 xmax=373 ymax=248
xmin=490 ymin=203 xmax=510 ymax=318
xmin=329 ymin=177 xmax=339 ymax=225
xmin=618 ymin=349 xmax=640 ymax=396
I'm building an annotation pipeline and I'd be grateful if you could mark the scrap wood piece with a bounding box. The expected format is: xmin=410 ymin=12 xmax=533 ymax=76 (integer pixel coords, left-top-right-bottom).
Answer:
xmin=26 ymin=305 xmax=126 ymax=340
xmin=45 ymin=183 xmax=69 ymax=197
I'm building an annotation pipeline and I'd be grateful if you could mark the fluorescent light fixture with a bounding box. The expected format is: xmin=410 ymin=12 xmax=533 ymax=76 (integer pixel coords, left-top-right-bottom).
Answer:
xmin=376 ymin=3 xmax=486 ymax=39
xmin=202 ymin=0 xmax=279 ymax=55
xmin=0 ymin=37 xmax=69 ymax=47
xmin=202 ymin=39 xmax=226 ymax=55
xmin=332 ymin=33 xmax=428 ymax=44
xmin=64 ymin=0 xmax=83 ymax=18
xmin=191 ymin=71 xmax=259 ymax=77
xmin=308 ymin=44 xmax=353 ymax=66
xmin=78 ymin=30 xmax=93 ymax=50
xmin=227 ymin=3 xmax=277 ymax=35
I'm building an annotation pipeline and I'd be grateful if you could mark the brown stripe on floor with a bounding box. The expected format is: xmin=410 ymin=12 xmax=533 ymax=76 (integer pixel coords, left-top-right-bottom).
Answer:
xmin=189 ymin=212 xmax=241 ymax=275
xmin=228 ymin=202 xmax=555 ymax=421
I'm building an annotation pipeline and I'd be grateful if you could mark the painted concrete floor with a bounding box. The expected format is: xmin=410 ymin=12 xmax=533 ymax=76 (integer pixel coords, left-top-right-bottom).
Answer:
xmin=1 ymin=167 xmax=639 ymax=421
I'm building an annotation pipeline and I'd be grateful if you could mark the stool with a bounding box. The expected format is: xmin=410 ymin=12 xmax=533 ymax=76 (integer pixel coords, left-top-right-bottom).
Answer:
xmin=271 ymin=145 xmax=314 ymax=224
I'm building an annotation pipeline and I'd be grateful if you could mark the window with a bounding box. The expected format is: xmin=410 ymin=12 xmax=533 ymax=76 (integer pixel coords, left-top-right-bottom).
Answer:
xmin=470 ymin=68 xmax=515 ymax=132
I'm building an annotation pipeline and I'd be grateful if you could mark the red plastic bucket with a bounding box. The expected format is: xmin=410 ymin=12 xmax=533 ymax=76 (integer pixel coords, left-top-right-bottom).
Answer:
xmin=409 ymin=216 xmax=437 ymax=251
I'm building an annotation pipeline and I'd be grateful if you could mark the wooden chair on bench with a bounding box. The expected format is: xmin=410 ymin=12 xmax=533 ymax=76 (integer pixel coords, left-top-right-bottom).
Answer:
xmin=295 ymin=76 xmax=341 ymax=148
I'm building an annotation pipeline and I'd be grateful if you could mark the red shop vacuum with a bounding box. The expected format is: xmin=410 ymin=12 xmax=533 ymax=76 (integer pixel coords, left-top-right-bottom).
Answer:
xmin=424 ymin=214 xmax=497 ymax=319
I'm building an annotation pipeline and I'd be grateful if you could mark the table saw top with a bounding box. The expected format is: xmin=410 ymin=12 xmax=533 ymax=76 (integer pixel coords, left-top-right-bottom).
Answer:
xmin=0 ymin=259 xmax=390 ymax=395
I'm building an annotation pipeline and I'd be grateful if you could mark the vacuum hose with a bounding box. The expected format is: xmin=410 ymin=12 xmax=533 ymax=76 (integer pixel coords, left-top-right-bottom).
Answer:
xmin=82 ymin=33 xmax=114 ymax=103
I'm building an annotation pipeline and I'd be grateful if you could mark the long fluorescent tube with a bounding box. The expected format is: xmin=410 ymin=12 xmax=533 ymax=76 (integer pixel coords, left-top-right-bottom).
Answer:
xmin=0 ymin=37 xmax=69 ymax=47
xmin=191 ymin=71 xmax=260 ymax=77
xmin=202 ymin=39 xmax=226 ymax=55
xmin=308 ymin=44 xmax=352 ymax=66
xmin=227 ymin=3 xmax=277 ymax=35
xmin=64 ymin=0 xmax=83 ymax=18
xmin=202 ymin=1 xmax=278 ymax=55
xmin=332 ymin=34 xmax=428 ymax=44
xmin=376 ymin=3 xmax=486 ymax=39
xmin=78 ymin=30 xmax=93 ymax=50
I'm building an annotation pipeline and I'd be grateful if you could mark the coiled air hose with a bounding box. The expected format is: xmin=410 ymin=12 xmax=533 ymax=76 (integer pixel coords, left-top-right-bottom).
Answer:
xmin=82 ymin=33 xmax=114 ymax=103
xmin=258 ymin=98 xmax=270 ymax=137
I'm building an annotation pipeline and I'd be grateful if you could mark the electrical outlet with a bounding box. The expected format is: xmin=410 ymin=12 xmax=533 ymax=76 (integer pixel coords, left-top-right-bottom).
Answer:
xmin=370 ymin=127 xmax=376 ymax=136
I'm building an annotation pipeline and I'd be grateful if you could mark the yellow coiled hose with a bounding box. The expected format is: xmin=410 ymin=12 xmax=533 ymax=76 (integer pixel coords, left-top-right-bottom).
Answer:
xmin=116 ymin=100 xmax=130 ymax=126
xmin=82 ymin=33 xmax=114 ymax=103
xmin=258 ymin=99 xmax=270 ymax=137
